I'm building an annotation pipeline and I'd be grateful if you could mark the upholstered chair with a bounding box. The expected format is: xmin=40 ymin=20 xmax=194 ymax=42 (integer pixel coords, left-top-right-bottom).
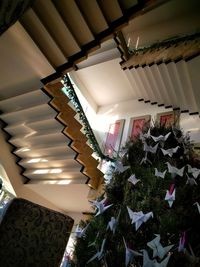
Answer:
xmin=0 ymin=198 xmax=74 ymax=267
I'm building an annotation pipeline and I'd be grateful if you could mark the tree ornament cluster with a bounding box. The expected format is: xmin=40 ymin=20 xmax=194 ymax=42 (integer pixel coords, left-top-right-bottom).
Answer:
xmin=71 ymin=125 xmax=200 ymax=267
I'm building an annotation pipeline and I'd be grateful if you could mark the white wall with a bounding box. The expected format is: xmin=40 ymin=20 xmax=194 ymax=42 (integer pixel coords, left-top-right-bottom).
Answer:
xmin=95 ymin=99 xmax=200 ymax=150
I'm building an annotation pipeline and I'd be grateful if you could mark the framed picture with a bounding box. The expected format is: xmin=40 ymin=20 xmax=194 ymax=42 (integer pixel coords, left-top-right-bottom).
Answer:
xmin=128 ymin=115 xmax=151 ymax=140
xmin=157 ymin=110 xmax=180 ymax=127
xmin=104 ymin=119 xmax=125 ymax=157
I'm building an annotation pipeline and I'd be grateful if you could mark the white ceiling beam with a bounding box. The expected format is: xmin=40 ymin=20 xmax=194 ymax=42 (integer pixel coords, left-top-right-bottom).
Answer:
xmin=157 ymin=63 xmax=178 ymax=107
xmin=176 ymin=60 xmax=198 ymax=113
xmin=137 ymin=67 xmax=156 ymax=102
xmin=166 ymin=62 xmax=188 ymax=110
xmin=142 ymin=65 xmax=163 ymax=104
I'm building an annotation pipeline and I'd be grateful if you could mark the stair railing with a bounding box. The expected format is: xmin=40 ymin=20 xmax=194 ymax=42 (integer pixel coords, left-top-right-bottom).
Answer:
xmin=62 ymin=75 xmax=113 ymax=162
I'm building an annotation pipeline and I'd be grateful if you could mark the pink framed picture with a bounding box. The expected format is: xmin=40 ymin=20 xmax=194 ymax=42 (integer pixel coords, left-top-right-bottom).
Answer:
xmin=104 ymin=119 xmax=125 ymax=157
xmin=157 ymin=111 xmax=180 ymax=127
xmin=128 ymin=115 xmax=151 ymax=140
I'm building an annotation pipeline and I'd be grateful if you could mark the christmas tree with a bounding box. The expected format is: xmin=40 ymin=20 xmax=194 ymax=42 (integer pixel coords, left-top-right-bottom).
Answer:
xmin=71 ymin=125 xmax=200 ymax=267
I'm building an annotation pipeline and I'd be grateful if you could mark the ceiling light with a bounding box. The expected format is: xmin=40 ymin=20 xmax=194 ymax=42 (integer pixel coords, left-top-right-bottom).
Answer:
xmin=27 ymin=158 xmax=48 ymax=163
xmin=17 ymin=148 xmax=30 ymax=152
xmin=33 ymin=169 xmax=49 ymax=174
xmin=50 ymin=169 xmax=62 ymax=174
xmin=28 ymin=158 xmax=41 ymax=163
xmin=22 ymin=148 xmax=30 ymax=152
xmin=57 ymin=180 xmax=71 ymax=185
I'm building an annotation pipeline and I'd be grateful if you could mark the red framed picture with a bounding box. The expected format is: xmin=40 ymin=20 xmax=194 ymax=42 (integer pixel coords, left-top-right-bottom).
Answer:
xmin=128 ymin=115 xmax=151 ymax=139
xmin=104 ymin=119 xmax=125 ymax=157
xmin=157 ymin=111 xmax=180 ymax=127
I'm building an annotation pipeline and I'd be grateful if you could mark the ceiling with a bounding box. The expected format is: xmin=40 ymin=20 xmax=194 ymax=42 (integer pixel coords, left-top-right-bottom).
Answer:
xmin=71 ymin=58 xmax=136 ymax=107
xmin=25 ymin=184 xmax=91 ymax=213
xmin=0 ymin=0 xmax=200 ymax=216
xmin=72 ymin=0 xmax=200 ymax=112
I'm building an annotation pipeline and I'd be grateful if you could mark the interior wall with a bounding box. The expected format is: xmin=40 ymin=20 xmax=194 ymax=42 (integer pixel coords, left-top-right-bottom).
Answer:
xmin=95 ymin=99 xmax=200 ymax=151
xmin=0 ymin=125 xmax=63 ymax=213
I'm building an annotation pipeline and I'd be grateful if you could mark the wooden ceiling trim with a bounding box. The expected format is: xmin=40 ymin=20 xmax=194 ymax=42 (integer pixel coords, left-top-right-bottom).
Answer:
xmin=43 ymin=81 xmax=103 ymax=189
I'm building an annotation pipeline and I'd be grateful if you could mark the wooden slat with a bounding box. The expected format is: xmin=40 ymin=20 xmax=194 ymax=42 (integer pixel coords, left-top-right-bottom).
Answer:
xmin=43 ymin=81 xmax=103 ymax=189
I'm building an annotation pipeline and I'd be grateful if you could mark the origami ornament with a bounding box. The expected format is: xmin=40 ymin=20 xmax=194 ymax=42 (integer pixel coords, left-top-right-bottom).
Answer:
xmin=128 ymin=174 xmax=140 ymax=185
xmin=115 ymin=160 xmax=130 ymax=173
xmin=104 ymin=161 xmax=115 ymax=184
xmin=88 ymin=232 xmax=99 ymax=247
xmin=75 ymin=223 xmax=90 ymax=238
xmin=178 ymin=231 xmax=186 ymax=252
xmin=161 ymin=146 xmax=179 ymax=157
xmin=142 ymin=249 xmax=154 ymax=267
xmin=154 ymin=168 xmax=167 ymax=179
xmin=186 ymin=174 xmax=197 ymax=186
xmin=165 ymin=184 xmax=176 ymax=207
xmin=142 ymin=250 xmax=171 ymax=267
xmin=89 ymin=198 xmax=113 ymax=216
xmin=166 ymin=162 xmax=185 ymax=177
xmin=104 ymin=173 xmax=112 ymax=184
xmin=187 ymin=165 xmax=200 ymax=179
xmin=140 ymin=152 xmax=152 ymax=165
xmin=140 ymin=128 xmax=151 ymax=143
xmin=172 ymin=127 xmax=182 ymax=141
xmin=123 ymin=237 xmax=142 ymax=267
xmin=119 ymin=148 xmax=128 ymax=158
xmin=107 ymin=217 xmax=117 ymax=234
xmin=144 ymin=142 xmax=158 ymax=154
xmin=151 ymin=132 xmax=171 ymax=143
xmin=147 ymin=234 xmax=174 ymax=259
xmin=153 ymin=254 xmax=171 ymax=267
xmin=193 ymin=202 xmax=200 ymax=214
xmin=127 ymin=207 xmax=153 ymax=231
xmin=87 ymin=238 xmax=106 ymax=264
xmin=107 ymin=210 xmax=120 ymax=234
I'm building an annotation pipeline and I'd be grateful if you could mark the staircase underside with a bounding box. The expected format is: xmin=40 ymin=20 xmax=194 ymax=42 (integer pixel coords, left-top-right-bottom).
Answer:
xmin=0 ymin=81 xmax=105 ymax=188
xmin=18 ymin=0 xmax=167 ymax=82
xmin=120 ymin=34 xmax=200 ymax=114
xmin=121 ymin=34 xmax=200 ymax=69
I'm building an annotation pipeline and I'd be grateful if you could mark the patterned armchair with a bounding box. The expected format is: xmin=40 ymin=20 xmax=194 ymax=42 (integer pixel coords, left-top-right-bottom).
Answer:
xmin=0 ymin=198 xmax=74 ymax=267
